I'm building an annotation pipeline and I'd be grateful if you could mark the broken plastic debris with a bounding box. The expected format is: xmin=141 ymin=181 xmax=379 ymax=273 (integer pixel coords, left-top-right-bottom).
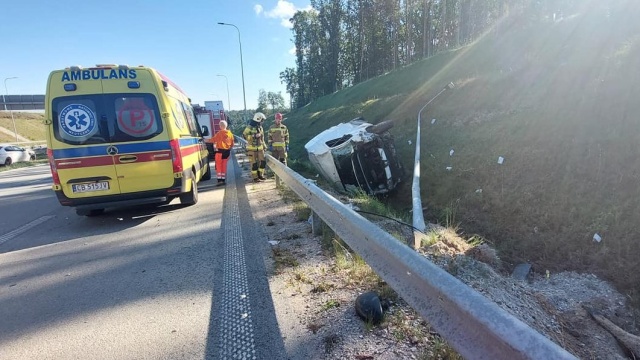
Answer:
xmin=446 ymin=166 xmax=453 ymax=171
xmin=593 ymin=233 xmax=602 ymax=243
xmin=268 ymin=240 xmax=280 ymax=245
xmin=431 ymin=119 xmax=436 ymax=124
xmin=407 ymin=140 xmax=412 ymax=145
xmin=345 ymin=203 xmax=361 ymax=211
xmin=449 ymin=149 xmax=454 ymax=156
xmin=475 ymin=189 xmax=482 ymax=193
xmin=497 ymin=156 xmax=504 ymax=164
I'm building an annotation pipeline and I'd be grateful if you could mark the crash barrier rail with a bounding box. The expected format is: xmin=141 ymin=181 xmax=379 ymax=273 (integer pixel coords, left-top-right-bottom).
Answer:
xmin=411 ymin=83 xmax=455 ymax=248
xmin=0 ymin=94 xmax=45 ymax=110
xmin=233 ymin=135 xmax=247 ymax=149
xmin=265 ymin=154 xmax=576 ymax=360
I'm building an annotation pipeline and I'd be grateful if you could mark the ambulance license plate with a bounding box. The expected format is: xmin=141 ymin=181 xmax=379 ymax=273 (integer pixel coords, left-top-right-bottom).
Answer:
xmin=72 ymin=182 xmax=110 ymax=193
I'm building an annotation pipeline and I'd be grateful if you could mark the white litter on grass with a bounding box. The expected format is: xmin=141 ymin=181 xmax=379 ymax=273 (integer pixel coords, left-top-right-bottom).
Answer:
xmin=345 ymin=203 xmax=361 ymax=211
xmin=593 ymin=233 xmax=602 ymax=243
xmin=475 ymin=189 xmax=483 ymax=193
xmin=408 ymin=140 xmax=412 ymax=145
xmin=450 ymin=149 xmax=454 ymax=156
xmin=268 ymin=240 xmax=280 ymax=246
xmin=431 ymin=118 xmax=436 ymax=124
xmin=498 ymin=156 xmax=505 ymax=164
xmin=446 ymin=166 xmax=453 ymax=171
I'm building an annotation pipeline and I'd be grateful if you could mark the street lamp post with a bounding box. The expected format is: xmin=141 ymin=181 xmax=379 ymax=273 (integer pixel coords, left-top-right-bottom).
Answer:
xmin=217 ymin=22 xmax=247 ymax=123
xmin=4 ymin=77 xmax=19 ymax=142
xmin=216 ymin=74 xmax=231 ymax=116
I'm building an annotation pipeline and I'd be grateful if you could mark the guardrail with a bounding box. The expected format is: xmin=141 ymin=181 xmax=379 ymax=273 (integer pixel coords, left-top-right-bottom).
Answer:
xmin=0 ymin=94 xmax=45 ymax=110
xmin=264 ymin=154 xmax=576 ymax=360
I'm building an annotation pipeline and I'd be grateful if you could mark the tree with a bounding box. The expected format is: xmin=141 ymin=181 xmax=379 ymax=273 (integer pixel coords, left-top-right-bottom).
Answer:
xmin=279 ymin=67 xmax=298 ymax=109
xmin=315 ymin=0 xmax=344 ymax=94
xmin=283 ymin=0 xmax=533 ymax=107
xmin=256 ymin=90 xmax=285 ymax=116
xmin=267 ymin=91 xmax=285 ymax=113
xmin=257 ymin=89 xmax=269 ymax=114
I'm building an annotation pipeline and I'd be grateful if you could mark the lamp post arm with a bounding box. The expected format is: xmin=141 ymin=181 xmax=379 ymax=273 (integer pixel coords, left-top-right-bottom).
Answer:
xmin=218 ymin=22 xmax=248 ymax=123
xmin=4 ymin=77 xmax=19 ymax=142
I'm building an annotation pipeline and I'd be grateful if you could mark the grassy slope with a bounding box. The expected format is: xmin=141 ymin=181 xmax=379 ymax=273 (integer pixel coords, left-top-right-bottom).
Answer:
xmin=0 ymin=112 xmax=46 ymax=143
xmin=284 ymin=1 xmax=640 ymax=296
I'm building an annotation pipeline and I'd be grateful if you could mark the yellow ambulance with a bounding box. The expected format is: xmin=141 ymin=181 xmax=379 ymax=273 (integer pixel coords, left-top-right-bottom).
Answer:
xmin=44 ymin=64 xmax=211 ymax=216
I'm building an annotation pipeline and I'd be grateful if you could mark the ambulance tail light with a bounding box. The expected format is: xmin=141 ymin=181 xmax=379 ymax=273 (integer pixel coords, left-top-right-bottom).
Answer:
xmin=47 ymin=148 xmax=61 ymax=186
xmin=169 ymin=139 xmax=183 ymax=173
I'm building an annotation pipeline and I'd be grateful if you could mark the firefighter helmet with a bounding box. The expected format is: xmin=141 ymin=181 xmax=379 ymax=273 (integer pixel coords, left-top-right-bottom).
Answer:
xmin=275 ymin=112 xmax=283 ymax=121
xmin=253 ymin=112 xmax=266 ymax=122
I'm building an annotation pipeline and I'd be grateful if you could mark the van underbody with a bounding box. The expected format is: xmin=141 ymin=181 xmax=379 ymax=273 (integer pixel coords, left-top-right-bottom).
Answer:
xmin=305 ymin=118 xmax=404 ymax=196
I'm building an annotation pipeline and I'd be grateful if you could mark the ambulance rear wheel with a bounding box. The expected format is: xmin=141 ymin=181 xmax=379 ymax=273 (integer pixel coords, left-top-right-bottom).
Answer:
xmin=76 ymin=208 xmax=104 ymax=217
xmin=180 ymin=173 xmax=198 ymax=205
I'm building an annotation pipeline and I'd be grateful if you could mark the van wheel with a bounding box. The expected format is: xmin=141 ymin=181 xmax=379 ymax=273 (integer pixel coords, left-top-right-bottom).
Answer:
xmin=180 ymin=173 xmax=198 ymax=205
xmin=202 ymin=163 xmax=212 ymax=181
xmin=4 ymin=158 xmax=12 ymax=166
xmin=76 ymin=208 xmax=104 ymax=216
xmin=367 ymin=120 xmax=394 ymax=135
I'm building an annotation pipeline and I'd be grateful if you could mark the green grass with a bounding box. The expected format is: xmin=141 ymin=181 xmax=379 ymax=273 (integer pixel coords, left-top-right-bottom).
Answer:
xmin=0 ymin=159 xmax=48 ymax=172
xmin=0 ymin=112 xmax=46 ymax=143
xmin=282 ymin=7 xmax=640 ymax=298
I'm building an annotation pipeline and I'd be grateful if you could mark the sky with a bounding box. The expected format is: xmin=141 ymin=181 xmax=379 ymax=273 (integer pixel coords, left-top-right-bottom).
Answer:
xmin=0 ymin=0 xmax=312 ymax=111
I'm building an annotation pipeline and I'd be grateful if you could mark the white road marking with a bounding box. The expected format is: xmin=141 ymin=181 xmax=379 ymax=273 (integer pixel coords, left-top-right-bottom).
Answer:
xmin=0 ymin=215 xmax=55 ymax=246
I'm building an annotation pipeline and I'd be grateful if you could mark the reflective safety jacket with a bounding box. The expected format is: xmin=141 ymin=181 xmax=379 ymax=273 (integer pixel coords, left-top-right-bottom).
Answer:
xmin=268 ymin=124 xmax=289 ymax=148
xmin=210 ymin=129 xmax=234 ymax=150
xmin=243 ymin=123 xmax=265 ymax=151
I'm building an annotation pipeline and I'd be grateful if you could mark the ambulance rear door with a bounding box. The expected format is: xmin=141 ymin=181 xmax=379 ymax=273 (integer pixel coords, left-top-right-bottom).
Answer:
xmin=101 ymin=71 xmax=173 ymax=194
xmin=50 ymin=79 xmax=122 ymax=199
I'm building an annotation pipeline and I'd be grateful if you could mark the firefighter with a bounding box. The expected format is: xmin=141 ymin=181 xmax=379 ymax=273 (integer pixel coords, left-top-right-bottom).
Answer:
xmin=243 ymin=112 xmax=267 ymax=182
xmin=268 ymin=112 xmax=289 ymax=165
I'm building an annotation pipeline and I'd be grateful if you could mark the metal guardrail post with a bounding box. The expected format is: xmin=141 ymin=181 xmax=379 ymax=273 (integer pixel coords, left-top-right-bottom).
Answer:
xmin=310 ymin=211 xmax=323 ymax=236
xmin=265 ymin=155 xmax=576 ymax=360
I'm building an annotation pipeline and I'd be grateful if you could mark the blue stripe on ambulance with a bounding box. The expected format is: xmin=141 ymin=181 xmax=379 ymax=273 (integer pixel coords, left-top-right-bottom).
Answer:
xmin=53 ymin=141 xmax=171 ymax=159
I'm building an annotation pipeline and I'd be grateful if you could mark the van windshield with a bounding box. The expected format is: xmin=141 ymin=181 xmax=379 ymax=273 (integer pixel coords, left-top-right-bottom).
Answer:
xmin=52 ymin=93 xmax=163 ymax=145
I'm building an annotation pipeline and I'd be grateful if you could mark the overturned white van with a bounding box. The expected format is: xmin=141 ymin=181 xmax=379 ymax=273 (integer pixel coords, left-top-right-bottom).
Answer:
xmin=305 ymin=118 xmax=404 ymax=195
